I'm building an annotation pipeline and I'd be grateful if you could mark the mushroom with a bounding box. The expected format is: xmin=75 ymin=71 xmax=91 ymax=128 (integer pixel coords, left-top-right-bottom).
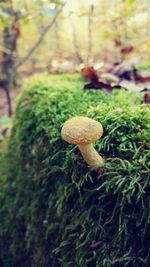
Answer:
xmin=61 ymin=116 xmax=104 ymax=169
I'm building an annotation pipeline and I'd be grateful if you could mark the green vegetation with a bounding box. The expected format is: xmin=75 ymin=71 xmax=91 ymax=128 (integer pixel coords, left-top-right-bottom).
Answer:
xmin=137 ymin=64 xmax=150 ymax=71
xmin=0 ymin=74 xmax=150 ymax=267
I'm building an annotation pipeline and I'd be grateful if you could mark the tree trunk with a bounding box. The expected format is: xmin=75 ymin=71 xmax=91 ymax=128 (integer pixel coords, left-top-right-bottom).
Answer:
xmin=1 ymin=12 xmax=20 ymax=116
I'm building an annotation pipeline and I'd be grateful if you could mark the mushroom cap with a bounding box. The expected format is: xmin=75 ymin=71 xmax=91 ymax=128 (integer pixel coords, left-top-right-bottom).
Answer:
xmin=61 ymin=116 xmax=103 ymax=145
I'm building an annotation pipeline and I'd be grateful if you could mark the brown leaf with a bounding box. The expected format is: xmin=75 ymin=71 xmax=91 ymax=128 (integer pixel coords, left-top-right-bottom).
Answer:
xmin=143 ymin=93 xmax=150 ymax=104
xmin=81 ymin=65 xmax=99 ymax=82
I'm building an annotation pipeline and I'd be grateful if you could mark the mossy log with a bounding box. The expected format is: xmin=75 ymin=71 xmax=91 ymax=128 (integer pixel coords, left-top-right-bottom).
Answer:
xmin=0 ymin=74 xmax=150 ymax=267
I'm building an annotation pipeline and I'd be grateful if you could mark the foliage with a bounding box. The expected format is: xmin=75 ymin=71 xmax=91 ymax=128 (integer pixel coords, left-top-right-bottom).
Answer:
xmin=0 ymin=116 xmax=11 ymax=141
xmin=0 ymin=74 xmax=150 ymax=267
xmin=1 ymin=0 xmax=150 ymax=67
xmin=137 ymin=64 xmax=150 ymax=71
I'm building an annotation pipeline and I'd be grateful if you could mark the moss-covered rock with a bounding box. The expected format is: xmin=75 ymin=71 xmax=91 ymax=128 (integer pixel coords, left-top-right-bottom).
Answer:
xmin=0 ymin=74 xmax=150 ymax=267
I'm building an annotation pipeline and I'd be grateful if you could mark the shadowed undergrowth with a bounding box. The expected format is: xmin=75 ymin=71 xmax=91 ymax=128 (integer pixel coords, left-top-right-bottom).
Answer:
xmin=0 ymin=73 xmax=150 ymax=267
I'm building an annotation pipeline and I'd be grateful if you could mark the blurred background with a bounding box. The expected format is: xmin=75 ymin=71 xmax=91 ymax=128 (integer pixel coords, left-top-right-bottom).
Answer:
xmin=0 ymin=0 xmax=150 ymax=119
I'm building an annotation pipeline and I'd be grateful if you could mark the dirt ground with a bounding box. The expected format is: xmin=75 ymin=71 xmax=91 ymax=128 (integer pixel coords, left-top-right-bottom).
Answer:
xmin=0 ymin=87 xmax=21 ymax=117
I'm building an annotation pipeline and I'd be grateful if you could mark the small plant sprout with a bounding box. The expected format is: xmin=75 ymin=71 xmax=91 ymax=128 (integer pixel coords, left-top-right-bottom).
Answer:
xmin=61 ymin=116 xmax=104 ymax=170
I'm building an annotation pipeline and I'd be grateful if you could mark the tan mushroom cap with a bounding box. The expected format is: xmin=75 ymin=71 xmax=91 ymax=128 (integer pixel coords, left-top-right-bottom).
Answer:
xmin=61 ymin=116 xmax=103 ymax=145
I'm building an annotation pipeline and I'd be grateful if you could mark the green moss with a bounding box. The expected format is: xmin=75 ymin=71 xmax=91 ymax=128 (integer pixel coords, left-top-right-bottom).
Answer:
xmin=0 ymin=73 xmax=150 ymax=267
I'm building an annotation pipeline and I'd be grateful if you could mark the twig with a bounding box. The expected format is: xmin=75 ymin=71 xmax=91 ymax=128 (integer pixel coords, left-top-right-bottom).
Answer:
xmin=14 ymin=8 xmax=62 ymax=70
xmin=69 ymin=16 xmax=83 ymax=64
xmin=87 ymin=4 xmax=94 ymax=64
xmin=5 ymin=89 xmax=12 ymax=116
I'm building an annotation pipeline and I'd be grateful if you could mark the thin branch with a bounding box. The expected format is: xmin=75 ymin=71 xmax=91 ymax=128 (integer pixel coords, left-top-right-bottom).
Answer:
xmin=5 ymin=86 xmax=12 ymax=116
xmin=87 ymin=4 xmax=94 ymax=64
xmin=54 ymin=19 xmax=60 ymax=56
xmin=14 ymin=8 xmax=62 ymax=70
xmin=69 ymin=16 xmax=83 ymax=64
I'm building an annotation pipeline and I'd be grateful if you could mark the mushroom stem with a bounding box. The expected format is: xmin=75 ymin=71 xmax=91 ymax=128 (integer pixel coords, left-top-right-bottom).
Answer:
xmin=78 ymin=143 xmax=104 ymax=169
